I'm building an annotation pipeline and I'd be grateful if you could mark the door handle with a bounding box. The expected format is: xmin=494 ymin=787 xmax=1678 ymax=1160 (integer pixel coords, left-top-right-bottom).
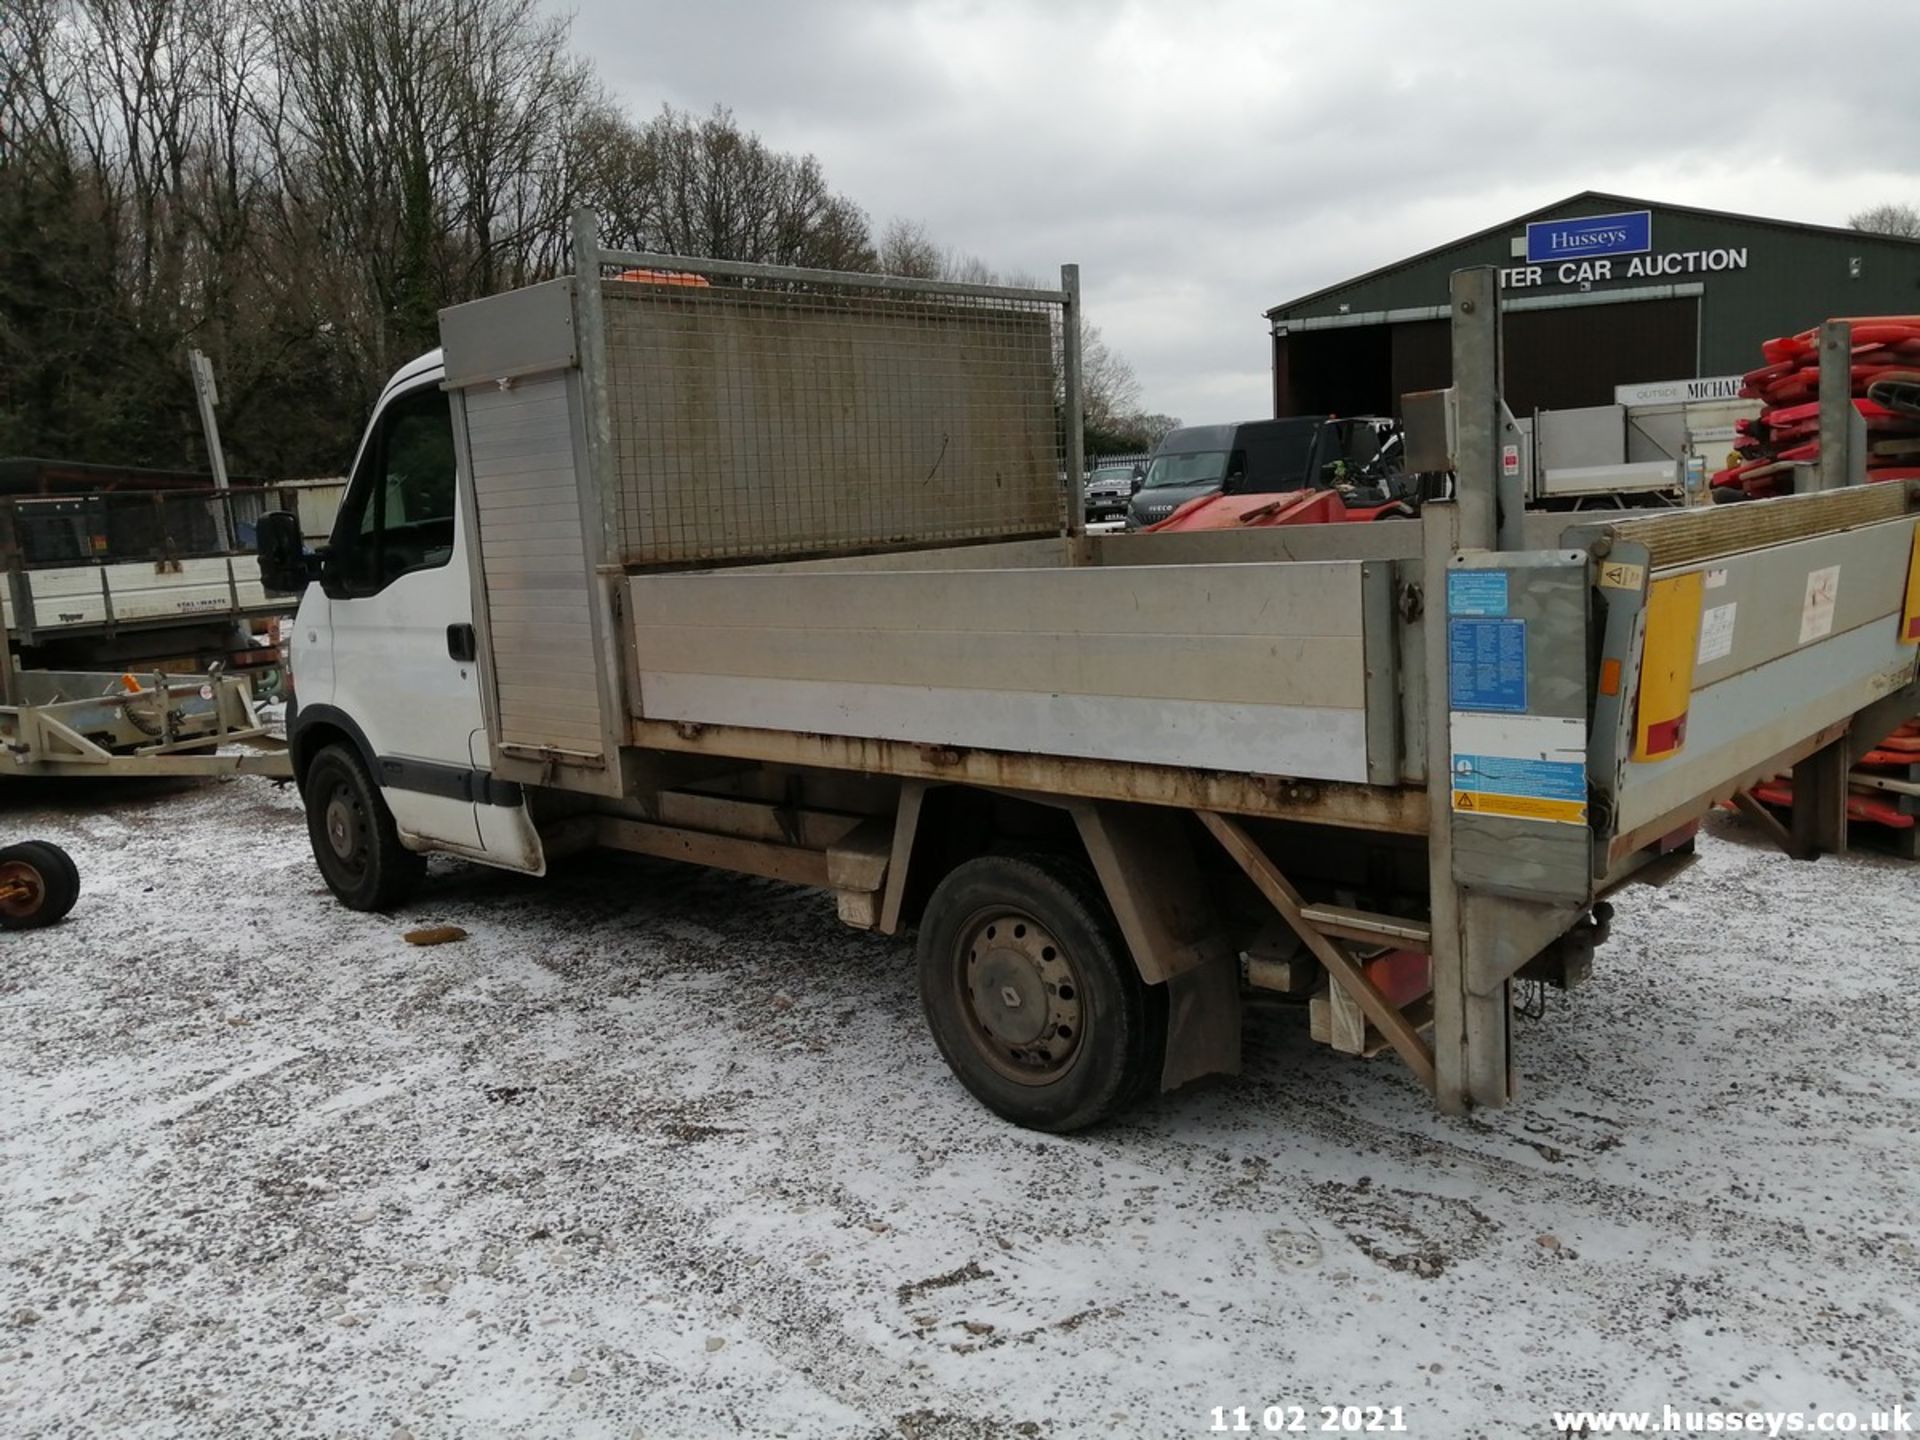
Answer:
xmin=446 ymin=623 xmax=477 ymax=662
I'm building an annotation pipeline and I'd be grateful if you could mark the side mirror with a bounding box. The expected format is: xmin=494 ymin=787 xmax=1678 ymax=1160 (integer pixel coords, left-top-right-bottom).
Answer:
xmin=256 ymin=510 xmax=317 ymax=596
xmin=1130 ymin=475 xmax=1144 ymax=494
xmin=1221 ymin=470 xmax=1244 ymax=495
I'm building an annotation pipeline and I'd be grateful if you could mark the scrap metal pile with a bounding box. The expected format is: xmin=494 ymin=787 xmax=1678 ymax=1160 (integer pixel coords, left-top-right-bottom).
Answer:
xmin=1714 ymin=318 xmax=1920 ymax=500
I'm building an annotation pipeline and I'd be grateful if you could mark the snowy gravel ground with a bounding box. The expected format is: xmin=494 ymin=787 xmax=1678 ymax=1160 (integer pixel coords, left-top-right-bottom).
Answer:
xmin=1 ymin=776 xmax=1916 ymax=1439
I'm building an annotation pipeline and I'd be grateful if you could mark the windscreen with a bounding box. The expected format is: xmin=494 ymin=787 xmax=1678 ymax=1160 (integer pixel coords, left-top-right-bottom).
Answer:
xmin=1140 ymin=451 xmax=1228 ymax=489
xmin=1241 ymin=421 xmax=1323 ymax=493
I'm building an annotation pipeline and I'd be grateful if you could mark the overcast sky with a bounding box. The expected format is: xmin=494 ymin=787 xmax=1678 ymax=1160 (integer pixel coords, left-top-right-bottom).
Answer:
xmin=567 ymin=0 xmax=1920 ymax=426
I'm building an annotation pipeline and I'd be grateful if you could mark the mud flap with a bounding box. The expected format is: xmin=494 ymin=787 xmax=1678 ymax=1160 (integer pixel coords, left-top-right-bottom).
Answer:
xmin=1159 ymin=951 xmax=1242 ymax=1092
xmin=1070 ymin=799 xmax=1242 ymax=1091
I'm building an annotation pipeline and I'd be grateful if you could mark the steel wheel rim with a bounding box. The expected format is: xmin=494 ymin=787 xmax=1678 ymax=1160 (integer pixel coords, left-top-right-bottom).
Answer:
xmin=952 ymin=907 xmax=1085 ymax=1086
xmin=0 ymin=861 xmax=45 ymax=920
xmin=322 ymin=781 xmax=368 ymax=875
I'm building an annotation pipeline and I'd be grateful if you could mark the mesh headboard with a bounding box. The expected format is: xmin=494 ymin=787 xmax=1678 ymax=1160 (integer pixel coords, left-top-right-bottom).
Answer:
xmin=598 ymin=276 xmax=1065 ymax=568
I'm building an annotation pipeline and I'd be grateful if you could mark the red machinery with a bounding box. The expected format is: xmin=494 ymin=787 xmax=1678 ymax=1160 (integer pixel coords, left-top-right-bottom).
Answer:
xmin=1143 ymin=487 xmax=1416 ymax=533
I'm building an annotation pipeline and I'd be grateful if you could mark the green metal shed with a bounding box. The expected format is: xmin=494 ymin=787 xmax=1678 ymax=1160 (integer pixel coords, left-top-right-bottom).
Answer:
xmin=1266 ymin=191 xmax=1920 ymax=418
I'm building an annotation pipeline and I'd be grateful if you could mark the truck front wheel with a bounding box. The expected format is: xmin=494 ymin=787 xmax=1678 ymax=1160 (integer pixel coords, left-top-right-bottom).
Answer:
xmin=916 ymin=853 xmax=1162 ymax=1133
xmin=304 ymin=743 xmax=426 ymax=912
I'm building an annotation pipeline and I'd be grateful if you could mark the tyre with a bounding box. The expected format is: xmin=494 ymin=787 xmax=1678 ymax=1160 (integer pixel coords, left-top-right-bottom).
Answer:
xmin=304 ymin=743 xmax=426 ymax=911
xmin=0 ymin=840 xmax=80 ymax=929
xmin=915 ymin=853 xmax=1164 ymax=1133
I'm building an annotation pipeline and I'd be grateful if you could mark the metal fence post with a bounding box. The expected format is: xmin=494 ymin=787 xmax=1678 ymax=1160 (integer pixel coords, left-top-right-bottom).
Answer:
xmin=1449 ymin=268 xmax=1500 ymax=552
xmin=1818 ymin=320 xmax=1853 ymax=491
xmin=1061 ymin=263 xmax=1086 ymax=535
xmin=189 ymin=348 xmax=234 ymax=551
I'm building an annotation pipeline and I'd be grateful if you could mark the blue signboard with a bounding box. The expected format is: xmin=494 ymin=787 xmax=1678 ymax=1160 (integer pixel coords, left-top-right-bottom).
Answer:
xmin=1525 ymin=210 xmax=1652 ymax=265
xmin=1447 ymin=618 xmax=1528 ymax=713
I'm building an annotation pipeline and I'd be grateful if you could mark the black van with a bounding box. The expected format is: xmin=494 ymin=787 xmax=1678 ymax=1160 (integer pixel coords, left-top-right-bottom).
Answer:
xmin=1124 ymin=416 xmax=1401 ymax=529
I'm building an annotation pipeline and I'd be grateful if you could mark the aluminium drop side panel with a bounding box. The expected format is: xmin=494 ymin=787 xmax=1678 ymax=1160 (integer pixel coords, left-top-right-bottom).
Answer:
xmin=1603 ymin=514 xmax=1920 ymax=848
xmin=625 ymin=561 xmax=1378 ymax=782
xmin=1535 ymin=404 xmax=1626 ymax=472
xmin=1360 ymin=561 xmax=1401 ymax=786
xmin=1393 ymin=557 xmax=1429 ymax=786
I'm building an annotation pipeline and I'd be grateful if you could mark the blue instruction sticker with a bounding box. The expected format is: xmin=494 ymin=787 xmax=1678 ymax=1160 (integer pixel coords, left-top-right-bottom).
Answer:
xmin=1451 ymin=754 xmax=1586 ymax=803
xmin=1448 ymin=617 xmax=1527 ymax=713
xmin=1447 ymin=570 xmax=1509 ymax=617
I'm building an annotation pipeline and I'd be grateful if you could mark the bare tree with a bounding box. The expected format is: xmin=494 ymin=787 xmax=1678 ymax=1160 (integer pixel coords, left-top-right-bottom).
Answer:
xmin=878 ymin=217 xmax=943 ymax=278
xmin=1850 ymin=202 xmax=1920 ymax=238
xmin=634 ymin=106 xmax=873 ymax=270
xmin=1078 ymin=322 xmax=1141 ymax=436
xmin=0 ymin=0 xmax=1002 ymax=477
xmin=262 ymin=0 xmax=600 ymax=394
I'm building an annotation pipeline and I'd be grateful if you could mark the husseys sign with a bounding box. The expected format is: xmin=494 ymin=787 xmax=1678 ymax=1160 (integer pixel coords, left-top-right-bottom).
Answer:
xmin=1501 ymin=209 xmax=1748 ymax=291
xmin=1527 ymin=211 xmax=1652 ymax=262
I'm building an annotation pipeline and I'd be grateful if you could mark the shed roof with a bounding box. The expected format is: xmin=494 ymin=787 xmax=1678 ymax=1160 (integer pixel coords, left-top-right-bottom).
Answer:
xmin=1264 ymin=190 xmax=1920 ymax=318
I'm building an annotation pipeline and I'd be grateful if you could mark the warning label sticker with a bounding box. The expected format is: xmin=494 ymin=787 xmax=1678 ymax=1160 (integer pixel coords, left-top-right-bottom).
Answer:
xmin=1449 ymin=712 xmax=1589 ymax=827
xmin=1451 ymin=790 xmax=1588 ymax=825
xmin=1598 ymin=560 xmax=1646 ymax=593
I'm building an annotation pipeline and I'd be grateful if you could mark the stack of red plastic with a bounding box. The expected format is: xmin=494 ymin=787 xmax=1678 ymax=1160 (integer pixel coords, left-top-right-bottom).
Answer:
xmin=1712 ymin=317 xmax=1920 ymax=500
xmin=1748 ymin=717 xmax=1920 ymax=852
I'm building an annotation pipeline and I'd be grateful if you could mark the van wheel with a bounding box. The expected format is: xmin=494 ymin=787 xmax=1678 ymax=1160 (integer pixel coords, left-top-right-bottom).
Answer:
xmin=0 ymin=841 xmax=80 ymax=929
xmin=916 ymin=853 xmax=1162 ymax=1133
xmin=305 ymin=744 xmax=425 ymax=911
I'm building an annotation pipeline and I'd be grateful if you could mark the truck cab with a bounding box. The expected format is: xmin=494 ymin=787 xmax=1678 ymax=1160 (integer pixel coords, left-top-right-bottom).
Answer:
xmin=273 ymin=349 xmax=541 ymax=907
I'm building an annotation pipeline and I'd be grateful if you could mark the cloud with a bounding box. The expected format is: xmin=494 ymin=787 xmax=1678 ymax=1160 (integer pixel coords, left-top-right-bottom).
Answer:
xmin=568 ymin=0 xmax=1920 ymax=423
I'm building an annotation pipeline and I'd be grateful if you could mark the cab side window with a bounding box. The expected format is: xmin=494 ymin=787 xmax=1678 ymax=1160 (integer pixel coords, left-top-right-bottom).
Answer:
xmin=327 ymin=386 xmax=457 ymax=596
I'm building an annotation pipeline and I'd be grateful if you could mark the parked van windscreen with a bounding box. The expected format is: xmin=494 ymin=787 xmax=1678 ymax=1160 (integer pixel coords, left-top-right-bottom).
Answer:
xmin=1140 ymin=451 xmax=1229 ymax=489
xmin=1239 ymin=419 xmax=1323 ymax=493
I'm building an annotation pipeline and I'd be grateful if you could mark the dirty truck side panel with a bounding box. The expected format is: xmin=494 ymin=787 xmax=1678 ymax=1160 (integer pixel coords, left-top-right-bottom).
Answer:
xmin=624 ymin=561 xmax=1376 ymax=783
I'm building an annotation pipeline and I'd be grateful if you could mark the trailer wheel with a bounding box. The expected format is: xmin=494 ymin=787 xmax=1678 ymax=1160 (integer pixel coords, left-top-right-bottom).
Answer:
xmin=916 ymin=853 xmax=1161 ymax=1133
xmin=0 ymin=840 xmax=80 ymax=929
xmin=304 ymin=744 xmax=425 ymax=912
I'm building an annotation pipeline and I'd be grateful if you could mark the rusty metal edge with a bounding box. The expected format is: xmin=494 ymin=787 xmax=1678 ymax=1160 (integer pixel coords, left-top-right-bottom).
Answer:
xmin=627 ymin=719 xmax=1428 ymax=835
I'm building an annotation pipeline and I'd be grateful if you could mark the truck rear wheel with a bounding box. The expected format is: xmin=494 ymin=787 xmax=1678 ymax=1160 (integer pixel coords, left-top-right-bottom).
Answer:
xmin=304 ymin=744 xmax=425 ymax=912
xmin=916 ymin=853 xmax=1161 ymax=1133
xmin=0 ymin=841 xmax=80 ymax=929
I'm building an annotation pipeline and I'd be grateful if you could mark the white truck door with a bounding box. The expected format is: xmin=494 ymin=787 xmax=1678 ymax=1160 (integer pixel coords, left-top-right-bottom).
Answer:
xmin=321 ymin=382 xmax=485 ymax=849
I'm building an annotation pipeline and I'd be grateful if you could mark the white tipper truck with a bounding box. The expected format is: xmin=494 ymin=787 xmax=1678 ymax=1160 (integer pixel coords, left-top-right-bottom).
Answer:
xmin=254 ymin=220 xmax=1920 ymax=1131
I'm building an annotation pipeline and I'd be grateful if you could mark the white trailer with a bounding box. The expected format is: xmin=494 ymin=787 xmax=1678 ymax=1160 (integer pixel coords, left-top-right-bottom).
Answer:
xmin=0 ymin=487 xmax=292 ymax=777
xmin=254 ymin=220 xmax=1920 ymax=1128
xmin=1513 ymin=379 xmax=1761 ymax=509
xmin=0 ymin=487 xmax=285 ymax=669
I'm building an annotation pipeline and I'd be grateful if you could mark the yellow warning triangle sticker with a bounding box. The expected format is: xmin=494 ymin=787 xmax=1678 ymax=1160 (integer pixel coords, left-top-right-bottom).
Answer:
xmin=1456 ymin=793 xmax=1475 ymax=810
